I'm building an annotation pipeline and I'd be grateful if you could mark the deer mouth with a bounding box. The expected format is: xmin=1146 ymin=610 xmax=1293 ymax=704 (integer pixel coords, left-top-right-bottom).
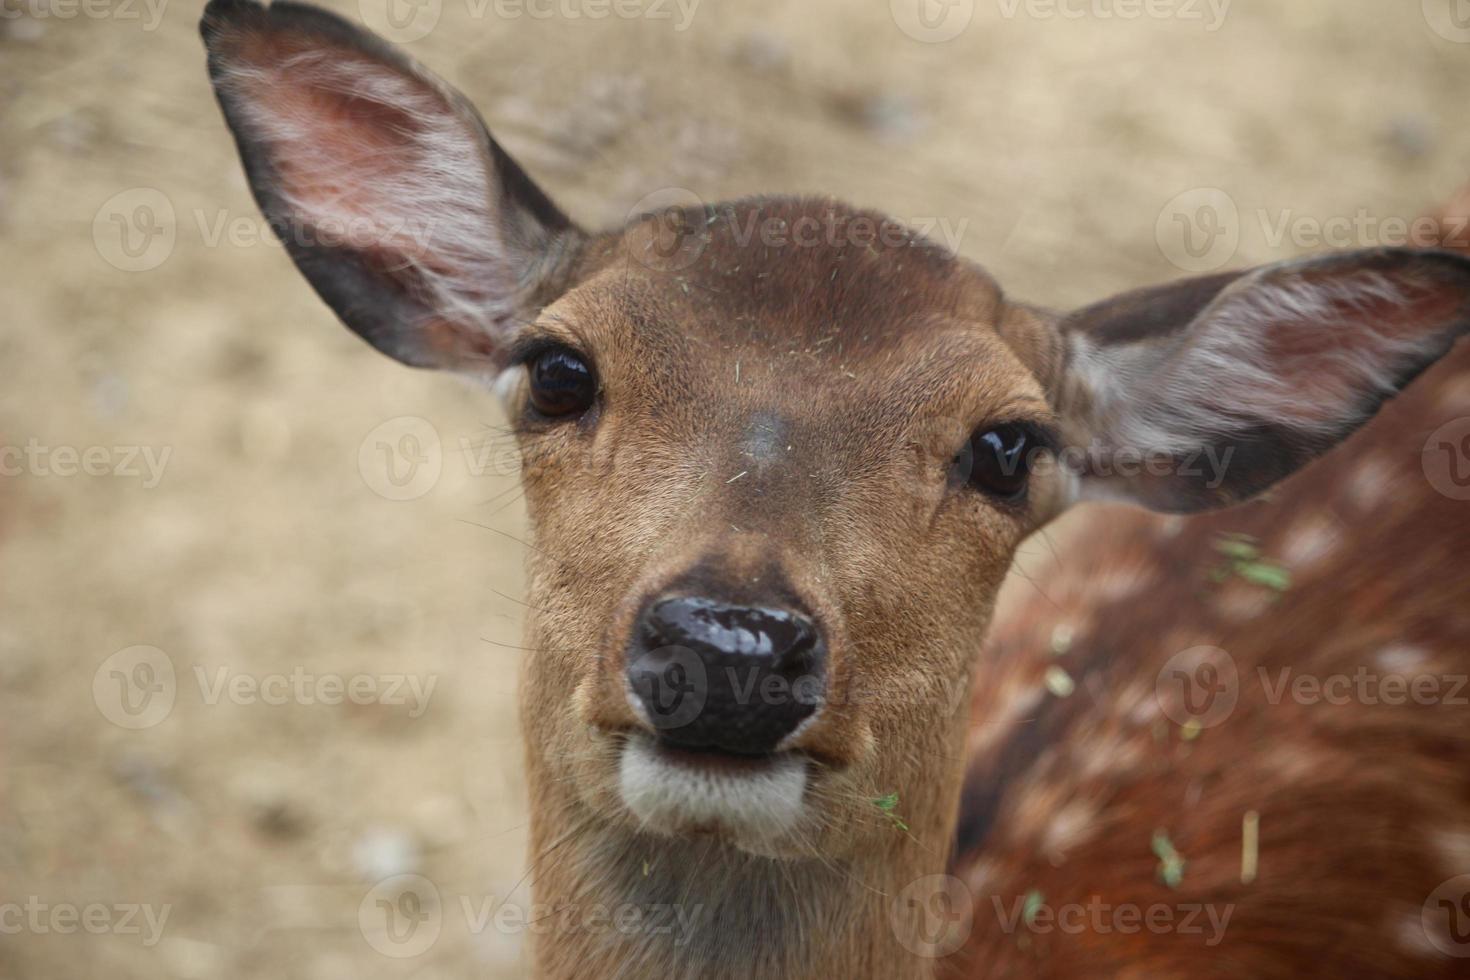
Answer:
xmin=648 ymin=740 xmax=790 ymax=773
xmin=616 ymin=732 xmax=810 ymax=844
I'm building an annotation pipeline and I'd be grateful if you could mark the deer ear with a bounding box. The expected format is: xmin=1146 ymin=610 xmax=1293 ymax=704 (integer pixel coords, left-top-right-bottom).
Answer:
xmin=200 ymin=0 xmax=579 ymax=373
xmin=1053 ymin=248 xmax=1470 ymax=512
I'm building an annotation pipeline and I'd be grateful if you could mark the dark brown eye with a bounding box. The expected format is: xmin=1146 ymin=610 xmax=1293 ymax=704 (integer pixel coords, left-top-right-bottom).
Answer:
xmin=527 ymin=347 xmax=596 ymax=418
xmin=954 ymin=424 xmax=1034 ymax=502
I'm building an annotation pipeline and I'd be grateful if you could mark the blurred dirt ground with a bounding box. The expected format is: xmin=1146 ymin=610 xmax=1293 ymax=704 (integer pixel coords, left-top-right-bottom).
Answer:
xmin=2 ymin=0 xmax=1469 ymax=976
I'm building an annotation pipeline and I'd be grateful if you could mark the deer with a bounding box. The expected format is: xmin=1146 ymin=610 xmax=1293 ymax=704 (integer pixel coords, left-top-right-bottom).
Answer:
xmin=198 ymin=2 xmax=1470 ymax=977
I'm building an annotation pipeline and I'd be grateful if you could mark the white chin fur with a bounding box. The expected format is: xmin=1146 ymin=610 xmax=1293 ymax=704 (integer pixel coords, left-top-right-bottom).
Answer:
xmin=618 ymin=734 xmax=808 ymax=843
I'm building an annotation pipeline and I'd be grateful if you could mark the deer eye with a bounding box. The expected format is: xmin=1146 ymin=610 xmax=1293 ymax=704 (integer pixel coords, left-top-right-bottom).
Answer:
xmin=527 ymin=347 xmax=596 ymax=419
xmin=954 ymin=423 xmax=1035 ymax=502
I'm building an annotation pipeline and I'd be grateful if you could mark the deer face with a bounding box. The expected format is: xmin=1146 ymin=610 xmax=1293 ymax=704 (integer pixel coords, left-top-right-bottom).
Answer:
xmin=507 ymin=203 xmax=1060 ymax=857
xmin=203 ymin=0 xmax=1470 ymax=861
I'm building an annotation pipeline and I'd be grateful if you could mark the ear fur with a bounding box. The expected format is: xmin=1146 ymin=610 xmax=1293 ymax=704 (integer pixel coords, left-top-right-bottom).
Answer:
xmin=1052 ymin=248 xmax=1470 ymax=511
xmin=201 ymin=0 xmax=580 ymax=372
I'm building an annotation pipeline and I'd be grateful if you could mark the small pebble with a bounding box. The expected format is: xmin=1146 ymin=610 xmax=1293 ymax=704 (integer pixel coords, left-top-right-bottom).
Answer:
xmin=352 ymin=826 xmax=421 ymax=881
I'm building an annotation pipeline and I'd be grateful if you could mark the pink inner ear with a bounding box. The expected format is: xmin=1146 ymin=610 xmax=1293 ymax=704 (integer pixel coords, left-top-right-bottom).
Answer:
xmin=217 ymin=28 xmax=507 ymax=318
xmin=264 ymin=83 xmax=423 ymax=225
xmin=1186 ymin=268 xmax=1464 ymax=430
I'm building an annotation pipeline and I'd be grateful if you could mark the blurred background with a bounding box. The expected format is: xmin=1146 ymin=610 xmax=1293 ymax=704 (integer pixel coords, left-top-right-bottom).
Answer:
xmin=2 ymin=0 xmax=1469 ymax=976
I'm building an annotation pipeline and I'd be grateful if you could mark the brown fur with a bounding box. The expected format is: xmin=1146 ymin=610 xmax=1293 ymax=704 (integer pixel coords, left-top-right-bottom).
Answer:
xmin=517 ymin=199 xmax=1051 ymax=978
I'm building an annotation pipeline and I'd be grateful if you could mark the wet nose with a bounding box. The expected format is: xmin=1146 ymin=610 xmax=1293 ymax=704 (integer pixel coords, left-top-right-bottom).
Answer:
xmin=626 ymin=596 xmax=825 ymax=755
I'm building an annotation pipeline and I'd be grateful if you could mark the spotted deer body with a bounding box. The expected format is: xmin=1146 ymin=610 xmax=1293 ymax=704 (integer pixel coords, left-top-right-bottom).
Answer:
xmin=948 ymin=203 xmax=1470 ymax=978
xmin=200 ymin=4 xmax=1470 ymax=977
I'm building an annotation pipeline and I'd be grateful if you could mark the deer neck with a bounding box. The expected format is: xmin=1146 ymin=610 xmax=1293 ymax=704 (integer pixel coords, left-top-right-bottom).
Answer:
xmin=522 ymin=726 xmax=969 ymax=980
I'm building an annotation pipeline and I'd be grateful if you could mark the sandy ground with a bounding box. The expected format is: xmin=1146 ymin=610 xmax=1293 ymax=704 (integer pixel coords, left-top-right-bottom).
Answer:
xmin=2 ymin=0 xmax=1469 ymax=976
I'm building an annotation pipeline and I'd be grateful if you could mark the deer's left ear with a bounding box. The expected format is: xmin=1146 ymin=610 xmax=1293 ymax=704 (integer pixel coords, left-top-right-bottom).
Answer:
xmin=1046 ymin=248 xmax=1470 ymax=512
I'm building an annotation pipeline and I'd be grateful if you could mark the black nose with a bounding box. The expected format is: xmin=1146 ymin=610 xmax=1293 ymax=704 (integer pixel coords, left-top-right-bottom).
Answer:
xmin=626 ymin=596 xmax=825 ymax=755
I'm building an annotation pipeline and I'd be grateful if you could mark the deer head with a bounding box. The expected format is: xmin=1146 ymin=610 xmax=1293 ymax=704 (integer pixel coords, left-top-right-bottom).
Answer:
xmin=201 ymin=1 xmax=1470 ymax=975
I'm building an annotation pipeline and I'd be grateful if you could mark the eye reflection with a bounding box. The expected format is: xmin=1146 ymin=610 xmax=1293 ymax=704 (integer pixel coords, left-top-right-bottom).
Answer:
xmin=953 ymin=423 xmax=1035 ymax=501
xmin=527 ymin=347 xmax=596 ymax=418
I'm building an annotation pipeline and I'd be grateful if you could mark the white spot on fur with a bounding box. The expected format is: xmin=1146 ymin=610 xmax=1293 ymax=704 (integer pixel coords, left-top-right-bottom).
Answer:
xmin=1436 ymin=375 xmax=1470 ymax=414
xmin=618 ymin=734 xmax=807 ymax=843
xmin=1214 ymin=580 xmax=1276 ymax=620
xmin=1375 ymin=644 xmax=1429 ymax=674
xmin=1095 ymin=569 xmax=1153 ymax=603
xmin=1280 ymin=514 xmax=1342 ymax=570
xmin=1346 ymin=455 xmax=1398 ymax=510
xmin=1393 ymin=907 xmax=1442 ymax=958
xmin=963 ymin=857 xmax=998 ymax=895
xmin=1432 ymin=828 xmax=1470 ymax=876
xmin=1075 ymin=728 xmax=1146 ymax=780
xmin=1041 ymin=800 xmax=1097 ymax=863
xmin=1120 ymin=680 xmax=1160 ymax=724
xmin=1271 ymin=748 xmax=1321 ymax=783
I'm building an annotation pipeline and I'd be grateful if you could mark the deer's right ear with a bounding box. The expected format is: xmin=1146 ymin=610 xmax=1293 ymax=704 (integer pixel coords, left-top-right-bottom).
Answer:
xmin=201 ymin=0 xmax=580 ymax=373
